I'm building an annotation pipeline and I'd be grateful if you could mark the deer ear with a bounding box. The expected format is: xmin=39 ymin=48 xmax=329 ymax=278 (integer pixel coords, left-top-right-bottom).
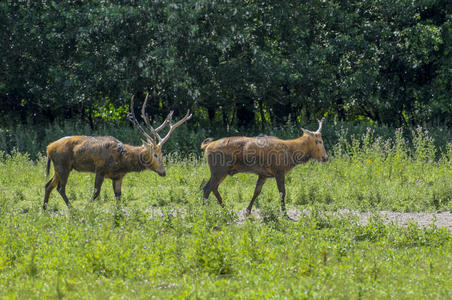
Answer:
xmin=142 ymin=140 xmax=152 ymax=151
xmin=302 ymin=128 xmax=314 ymax=137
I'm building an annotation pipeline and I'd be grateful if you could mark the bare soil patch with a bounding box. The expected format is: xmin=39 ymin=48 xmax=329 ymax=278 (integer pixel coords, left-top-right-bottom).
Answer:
xmin=238 ymin=209 xmax=452 ymax=230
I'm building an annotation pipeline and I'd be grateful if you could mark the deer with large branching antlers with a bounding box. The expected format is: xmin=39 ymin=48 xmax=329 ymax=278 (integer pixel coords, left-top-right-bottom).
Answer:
xmin=201 ymin=118 xmax=328 ymax=219
xmin=43 ymin=94 xmax=192 ymax=210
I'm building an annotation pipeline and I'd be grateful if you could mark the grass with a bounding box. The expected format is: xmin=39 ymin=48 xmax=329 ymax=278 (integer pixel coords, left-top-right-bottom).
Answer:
xmin=0 ymin=128 xmax=451 ymax=298
xmin=1 ymin=119 xmax=451 ymax=160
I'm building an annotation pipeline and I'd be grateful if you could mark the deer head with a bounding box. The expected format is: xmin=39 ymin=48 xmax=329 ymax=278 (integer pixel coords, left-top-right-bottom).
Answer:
xmin=301 ymin=117 xmax=328 ymax=162
xmin=128 ymin=94 xmax=192 ymax=176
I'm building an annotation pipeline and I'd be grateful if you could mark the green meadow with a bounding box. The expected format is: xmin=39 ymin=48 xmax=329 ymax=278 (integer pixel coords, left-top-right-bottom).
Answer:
xmin=0 ymin=128 xmax=451 ymax=299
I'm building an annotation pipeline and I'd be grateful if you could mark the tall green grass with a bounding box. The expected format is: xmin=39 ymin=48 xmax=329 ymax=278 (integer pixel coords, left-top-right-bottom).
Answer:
xmin=1 ymin=120 xmax=451 ymax=159
xmin=0 ymin=126 xmax=451 ymax=213
xmin=0 ymin=178 xmax=451 ymax=298
xmin=0 ymin=126 xmax=451 ymax=298
xmin=1 ymin=204 xmax=450 ymax=299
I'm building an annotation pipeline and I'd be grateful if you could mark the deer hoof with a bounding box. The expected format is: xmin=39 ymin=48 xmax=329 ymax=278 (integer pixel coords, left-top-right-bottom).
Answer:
xmin=283 ymin=213 xmax=296 ymax=222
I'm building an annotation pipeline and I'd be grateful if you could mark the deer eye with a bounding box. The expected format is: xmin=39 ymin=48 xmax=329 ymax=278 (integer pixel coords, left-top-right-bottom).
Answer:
xmin=153 ymin=153 xmax=158 ymax=158
xmin=316 ymin=140 xmax=322 ymax=144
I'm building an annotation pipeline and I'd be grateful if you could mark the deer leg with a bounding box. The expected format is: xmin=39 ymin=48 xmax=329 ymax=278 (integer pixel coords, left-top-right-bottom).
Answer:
xmin=43 ymin=175 xmax=58 ymax=210
xmin=203 ymin=178 xmax=213 ymax=199
xmin=92 ymin=173 xmax=105 ymax=201
xmin=112 ymin=177 xmax=123 ymax=201
xmin=211 ymin=173 xmax=227 ymax=207
xmin=246 ymin=176 xmax=267 ymax=215
xmin=212 ymin=189 xmax=224 ymax=207
xmin=203 ymin=171 xmax=227 ymax=207
xmin=275 ymin=173 xmax=289 ymax=216
xmin=56 ymin=171 xmax=71 ymax=208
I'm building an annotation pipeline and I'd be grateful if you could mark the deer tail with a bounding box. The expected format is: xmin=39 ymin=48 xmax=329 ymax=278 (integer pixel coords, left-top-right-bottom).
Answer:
xmin=200 ymin=138 xmax=214 ymax=150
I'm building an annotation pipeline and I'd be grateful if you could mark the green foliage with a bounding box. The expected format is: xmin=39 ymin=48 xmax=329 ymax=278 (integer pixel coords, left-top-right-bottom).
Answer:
xmin=0 ymin=0 xmax=451 ymax=128
xmin=92 ymin=102 xmax=130 ymax=122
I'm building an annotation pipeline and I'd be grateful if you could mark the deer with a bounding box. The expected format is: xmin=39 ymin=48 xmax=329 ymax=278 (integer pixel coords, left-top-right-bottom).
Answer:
xmin=43 ymin=94 xmax=192 ymax=210
xmin=201 ymin=118 xmax=328 ymax=219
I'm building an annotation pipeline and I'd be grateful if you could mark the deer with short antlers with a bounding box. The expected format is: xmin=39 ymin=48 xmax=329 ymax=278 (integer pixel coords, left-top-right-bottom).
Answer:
xmin=43 ymin=94 xmax=192 ymax=210
xmin=201 ymin=118 xmax=328 ymax=218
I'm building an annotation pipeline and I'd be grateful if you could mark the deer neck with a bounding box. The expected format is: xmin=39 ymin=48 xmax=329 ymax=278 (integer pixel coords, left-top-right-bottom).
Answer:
xmin=123 ymin=145 xmax=147 ymax=172
xmin=291 ymin=136 xmax=312 ymax=165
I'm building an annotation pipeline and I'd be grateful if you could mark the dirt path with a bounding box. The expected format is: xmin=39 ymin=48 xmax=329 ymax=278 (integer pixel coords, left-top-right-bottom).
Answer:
xmin=136 ymin=206 xmax=452 ymax=230
xmin=237 ymin=209 xmax=452 ymax=230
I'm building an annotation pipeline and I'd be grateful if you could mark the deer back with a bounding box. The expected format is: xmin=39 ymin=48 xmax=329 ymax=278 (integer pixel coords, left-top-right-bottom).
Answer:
xmin=47 ymin=136 xmax=146 ymax=176
xmin=204 ymin=136 xmax=299 ymax=176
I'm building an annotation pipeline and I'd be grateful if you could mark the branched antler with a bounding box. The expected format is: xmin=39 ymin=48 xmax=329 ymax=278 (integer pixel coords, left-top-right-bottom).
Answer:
xmin=128 ymin=94 xmax=192 ymax=146
xmin=158 ymin=109 xmax=192 ymax=146
xmin=127 ymin=96 xmax=154 ymax=144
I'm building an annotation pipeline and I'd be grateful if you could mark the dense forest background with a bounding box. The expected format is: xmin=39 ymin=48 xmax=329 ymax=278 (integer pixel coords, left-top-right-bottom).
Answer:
xmin=0 ymin=0 xmax=451 ymax=156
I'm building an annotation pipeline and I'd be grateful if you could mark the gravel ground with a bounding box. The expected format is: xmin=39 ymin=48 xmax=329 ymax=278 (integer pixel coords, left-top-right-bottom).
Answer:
xmin=142 ymin=207 xmax=452 ymax=230
xmin=236 ymin=209 xmax=452 ymax=230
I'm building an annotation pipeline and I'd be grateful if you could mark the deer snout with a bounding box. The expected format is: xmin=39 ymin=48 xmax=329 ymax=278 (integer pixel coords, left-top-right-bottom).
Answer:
xmin=158 ymin=170 xmax=166 ymax=177
xmin=322 ymin=155 xmax=328 ymax=162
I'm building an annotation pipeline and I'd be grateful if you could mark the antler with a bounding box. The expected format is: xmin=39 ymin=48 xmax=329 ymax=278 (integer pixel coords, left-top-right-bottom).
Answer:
xmin=128 ymin=94 xmax=192 ymax=146
xmin=128 ymin=95 xmax=155 ymax=144
xmin=316 ymin=117 xmax=325 ymax=134
xmin=158 ymin=109 xmax=192 ymax=146
xmin=140 ymin=93 xmax=174 ymax=143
